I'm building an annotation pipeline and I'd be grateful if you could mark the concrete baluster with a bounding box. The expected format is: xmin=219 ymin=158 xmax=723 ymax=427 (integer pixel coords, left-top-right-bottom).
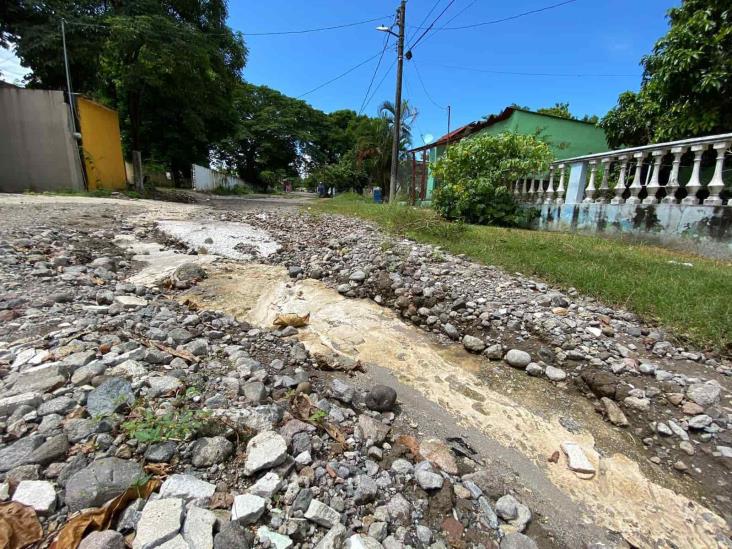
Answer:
xmin=522 ymin=178 xmax=530 ymax=200
xmin=535 ymin=178 xmax=544 ymax=204
xmin=643 ymin=149 xmax=667 ymax=204
xmin=596 ymin=157 xmax=611 ymax=203
xmin=682 ymin=144 xmax=705 ymax=205
xmin=544 ymin=168 xmax=555 ymax=204
xmin=703 ymin=141 xmax=729 ymax=206
xmin=555 ymin=164 xmax=566 ymax=205
xmin=583 ymin=161 xmax=597 ymax=203
xmin=611 ymin=155 xmax=629 ymax=204
xmin=626 ymin=152 xmax=644 ymax=204
xmin=663 ymin=146 xmax=685 ymax=204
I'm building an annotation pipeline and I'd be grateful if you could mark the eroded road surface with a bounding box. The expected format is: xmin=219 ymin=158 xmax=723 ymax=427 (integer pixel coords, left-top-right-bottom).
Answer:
xmin=0 ymin=193 xmax=730 ymax=549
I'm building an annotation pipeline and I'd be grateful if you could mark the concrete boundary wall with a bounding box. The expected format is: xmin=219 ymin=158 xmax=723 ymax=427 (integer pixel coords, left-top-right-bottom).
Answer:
xmin=192 ymin=164 xmax=245 ymax=192
xmin=531 ymin=203 xmax=732 ymax=259
xmin=0 ymin=88 xmax=84 ymax=192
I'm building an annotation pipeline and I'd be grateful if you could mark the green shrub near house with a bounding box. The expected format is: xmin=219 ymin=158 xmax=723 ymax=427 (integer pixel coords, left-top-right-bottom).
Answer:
xmin=431 ymin=132 xmax=553 ymax=226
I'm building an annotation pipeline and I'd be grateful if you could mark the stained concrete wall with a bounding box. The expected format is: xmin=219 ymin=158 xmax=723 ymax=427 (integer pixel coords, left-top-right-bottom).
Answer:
xmin=532 ymin=203 xmax=732 ymax=259
xmin=192 ymin=164 xmax=246 ymax=192
xmin=0 ymin=88 xmax=84 ymax=193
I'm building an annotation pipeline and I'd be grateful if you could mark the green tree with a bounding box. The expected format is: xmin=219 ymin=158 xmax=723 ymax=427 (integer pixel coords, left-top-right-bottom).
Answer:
xmin=431 ymin=132 xmax=553 ymax=226
xmin=3 ymin=0 xmax=246 ymax=180
xmin=602 ymin=0 xmax=732 ymax=147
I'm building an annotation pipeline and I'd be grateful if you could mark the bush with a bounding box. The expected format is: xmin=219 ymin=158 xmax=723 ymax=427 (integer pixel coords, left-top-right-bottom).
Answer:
xmin=431 ymin=132 xmax=552 ymax=226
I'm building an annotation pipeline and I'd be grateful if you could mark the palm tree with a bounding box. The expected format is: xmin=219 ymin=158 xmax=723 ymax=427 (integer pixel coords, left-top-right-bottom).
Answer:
xmin=378 ymin=100 xmax=418 ymax=155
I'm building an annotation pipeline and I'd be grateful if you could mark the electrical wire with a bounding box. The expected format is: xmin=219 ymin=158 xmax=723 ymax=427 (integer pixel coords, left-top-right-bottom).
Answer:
xmin=358 ymin=31 xmax=392 ymax=115
xmin=411 ymin=58 xmax=447 ymax=110
xmin=434 ymin=0 xmax=578 ymax=30
xmin=362 ymin=58 xmax=396 ymax=115
xmin=297 ymin=51 xmax=384 ymax=99
xmin=432 ymin=62 xmax=636 ymax=77
xmin=408 ymin=0 xmax=457 ymax=51
xmin=62 ymin=15 xmax=390 ymax=37
xmin=406 ymin=0 xmax=443 ymax=46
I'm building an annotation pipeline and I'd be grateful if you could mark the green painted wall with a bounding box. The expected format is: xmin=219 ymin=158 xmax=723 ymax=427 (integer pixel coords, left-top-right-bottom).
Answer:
xmin=423 ymin=110 xmax=608 ymax=201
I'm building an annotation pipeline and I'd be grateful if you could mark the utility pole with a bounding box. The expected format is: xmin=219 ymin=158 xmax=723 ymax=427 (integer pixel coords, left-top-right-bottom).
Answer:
xmin=60 ymin=19 xmax=77 ymax=134
xmin=388 ymin=0 xmax=406 ymax=203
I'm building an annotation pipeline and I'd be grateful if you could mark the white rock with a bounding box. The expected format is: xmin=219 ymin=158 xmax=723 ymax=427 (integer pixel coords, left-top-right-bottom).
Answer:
xmin=686 ymin=381 xmax=721 ymax=407
xmin=159 ymin=474 xmax=215 ymax=502
xmin=346 ymin=534 xmax=384 ymax=549
xmin=244 ymin=431 xmax=287 ymax=475
xmin=132 ymin=498 xmax=184 ymax=549
xmin=585 ymin=327 xmax=602 ymax=337
xmin=182 ymin=507 xmax=216 ymax=549
xmin=257 ymin=526 xmax=293 ymax=549
xmin=231 ymin=494 xmax=266 ymax=525
xmin=248 ymin=472 xmax=283 ymax=499
xmin=305 ymin=500 xmax=341 ymax=528
xmin=462 ymin=335 xmax=485 ymax=353
xmin=12 ymin=480 xmax=56 ymax=514
xmin=560 ymin=441 xmax=595 ymax=475
xmin=115 ymin=295 xmax=148 ymax=309
xmin=544 ymin=366 xmax=567 ymax=381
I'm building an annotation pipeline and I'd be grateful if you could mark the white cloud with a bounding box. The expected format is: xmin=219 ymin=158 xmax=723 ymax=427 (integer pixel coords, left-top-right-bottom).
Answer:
xmin=0 ymin=45 xmax=32 ymax=86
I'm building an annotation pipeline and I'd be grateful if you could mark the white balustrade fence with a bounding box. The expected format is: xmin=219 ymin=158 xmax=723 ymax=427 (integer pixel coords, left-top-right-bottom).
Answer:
xmin=511 ymin=133 xmax=731 ymax=207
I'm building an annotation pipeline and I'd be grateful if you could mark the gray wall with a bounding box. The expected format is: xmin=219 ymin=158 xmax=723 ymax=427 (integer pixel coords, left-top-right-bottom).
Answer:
xmin=0 ymin=88 xmax=84 ymax=193
xmin=192 ymin=163 xmax=246 ymax=192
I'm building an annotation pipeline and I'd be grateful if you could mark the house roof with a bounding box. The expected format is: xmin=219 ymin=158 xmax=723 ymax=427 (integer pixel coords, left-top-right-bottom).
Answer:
xmin=407 ymin=106 xmax=598 ymax=154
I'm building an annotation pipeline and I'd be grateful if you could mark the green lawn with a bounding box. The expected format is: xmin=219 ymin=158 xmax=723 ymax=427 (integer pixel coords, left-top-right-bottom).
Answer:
xmin=310 ymin=193 xmax=732 ymax=352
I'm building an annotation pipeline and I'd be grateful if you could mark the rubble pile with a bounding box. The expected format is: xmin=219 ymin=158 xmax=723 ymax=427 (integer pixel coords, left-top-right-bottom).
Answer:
xmin=0 ymin=221 xmax=540 ymax=548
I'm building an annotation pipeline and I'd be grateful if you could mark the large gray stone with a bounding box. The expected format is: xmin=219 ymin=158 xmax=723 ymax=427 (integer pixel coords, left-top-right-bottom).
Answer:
xmin=65 ymin=457 xmax=144 ymax=511
xmin=28 ymin=434 xmax=69 ymax=465
xmin=315 ymin=524 xmax=347 ymax=549
xmin=214 ymin=522 xmax=251 ymax=549
xmin=191 ymin=436 xmax=233 ymax=468
xmin=686 ymin=382 xmax=721 ymax=407
xmin=0 ymin=392 xmax=42 ymax=416
xmin=364 ymin=385 xmax=397 ymax=412
xmin=244 ymin=431 xmax=287 ymax=475
xmin=182 ymin=506 xmax=216 ymax=549
xmin=354 ymin=475 xmax=378 ymax=504
xmin=132 ymin=498 xmax=184 ymax=549
xmin=504 ymin=349 xmax=531 ymax=369
xmin=462 ymin=335 xmax=486 ymax=353
xmin=86 ymin=378 xmax=134 ymax=417
xmin=79 ymin=530 xmax=125 ymax=549
xmin=0 ymin=436 xmax=44 ymax=472
xmin=305 ymin=500 xmax=341 ymax=528
xmin=357 ymin=415 xmax=390 ymax=445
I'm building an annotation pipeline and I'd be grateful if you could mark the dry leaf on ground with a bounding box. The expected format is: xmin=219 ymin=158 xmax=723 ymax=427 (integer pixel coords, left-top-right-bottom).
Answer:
xmin=0 ymin=502 xmax=43 ymax=549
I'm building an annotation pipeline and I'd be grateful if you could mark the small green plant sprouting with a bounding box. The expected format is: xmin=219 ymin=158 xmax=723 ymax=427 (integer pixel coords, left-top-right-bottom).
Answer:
xmin=185 ymin=386 xmax=201 ymax=398
xmin=308 ymin=409 xmax=328 ymax=424
xmin=122 ymin=409 xmax=209 ymax=443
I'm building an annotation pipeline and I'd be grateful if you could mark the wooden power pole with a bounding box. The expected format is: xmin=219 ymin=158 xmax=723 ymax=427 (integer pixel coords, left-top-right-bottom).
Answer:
xmin=388 ymin=0 xmax=406 ymax=203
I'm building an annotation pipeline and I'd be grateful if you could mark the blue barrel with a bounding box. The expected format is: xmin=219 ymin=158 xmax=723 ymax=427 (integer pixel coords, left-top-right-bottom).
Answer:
xmin=373 ymin=187 xmax=382 ymax=204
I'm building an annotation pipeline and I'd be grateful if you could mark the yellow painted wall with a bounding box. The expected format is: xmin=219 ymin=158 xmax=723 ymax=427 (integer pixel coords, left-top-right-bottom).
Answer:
xmin=77 ymin=97 xmax=126 ymax=191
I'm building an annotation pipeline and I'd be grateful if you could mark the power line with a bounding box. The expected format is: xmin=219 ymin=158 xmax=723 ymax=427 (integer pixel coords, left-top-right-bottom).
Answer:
xmin=297 ymin=51 xmax=383 ymax=99
xmin=406 ymin=0 xmax=443 ymax=45
xmin=62 ymin=15 xmax=390 ymax=37
xmin=411 ymin=59 xmax=447 ymax=110
xmin=432 ymin=62 xmax=636 ymax=77
xmin=439 ymin=0 xmax=479 ymax=28
xmin=358 ymin=32 xmax=392 ymax=115
xmin=362 ymin=58 xmax=397 ymax=115
xmin=424 ymin=0 xmax=579 ymax=30
xmin=408 ymin=0 xmax=457 ymax=51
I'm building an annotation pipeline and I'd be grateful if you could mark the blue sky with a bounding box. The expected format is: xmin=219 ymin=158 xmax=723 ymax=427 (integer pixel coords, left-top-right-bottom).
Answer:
xmin=232 ymin=0 xmax=677 ymax=145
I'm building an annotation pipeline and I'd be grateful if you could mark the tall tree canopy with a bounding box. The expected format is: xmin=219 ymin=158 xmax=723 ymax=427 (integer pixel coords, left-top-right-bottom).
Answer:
xmin=2 ymin=0 xmax=247 ymax=178
xmin=601 ymin=0 xmax=732 ymax=148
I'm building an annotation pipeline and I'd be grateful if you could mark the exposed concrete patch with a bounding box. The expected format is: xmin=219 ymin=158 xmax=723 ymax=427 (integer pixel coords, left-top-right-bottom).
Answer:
xmin=157 ymin=219 xmax=280 ymax=260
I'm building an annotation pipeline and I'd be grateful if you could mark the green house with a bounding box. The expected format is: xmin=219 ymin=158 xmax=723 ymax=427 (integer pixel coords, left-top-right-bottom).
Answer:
xmin=408 ymin=106 xmax=609 ymax=201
